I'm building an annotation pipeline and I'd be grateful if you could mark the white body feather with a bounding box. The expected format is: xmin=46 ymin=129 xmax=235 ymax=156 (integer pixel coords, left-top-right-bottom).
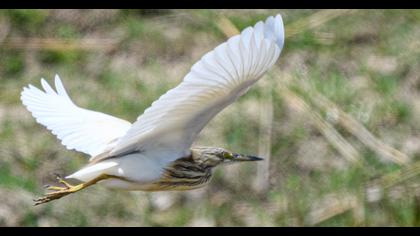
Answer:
xmin=20 ymin=14 xmax=285 ymax=190
xmin=66 ymin=152 xmax=174 ymax=190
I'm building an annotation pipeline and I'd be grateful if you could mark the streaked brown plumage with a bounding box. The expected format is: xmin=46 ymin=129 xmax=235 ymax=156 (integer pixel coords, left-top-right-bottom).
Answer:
xmin=131 ymin=147 xmax=263 ymax=191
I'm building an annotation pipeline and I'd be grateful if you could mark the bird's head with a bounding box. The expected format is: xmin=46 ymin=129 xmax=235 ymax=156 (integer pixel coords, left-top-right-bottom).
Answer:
xmin=191 ymin=147 xmax=263 ymax=168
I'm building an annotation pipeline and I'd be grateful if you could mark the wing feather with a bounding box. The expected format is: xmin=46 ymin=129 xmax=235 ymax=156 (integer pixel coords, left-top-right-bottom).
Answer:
xmin=21 ymin=75 xmax=132 ymax=156
xmin=101 ymin=14 xmax=285 ymax=163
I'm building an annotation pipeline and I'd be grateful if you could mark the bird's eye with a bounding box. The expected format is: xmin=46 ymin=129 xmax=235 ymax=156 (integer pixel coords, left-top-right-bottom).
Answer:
xmin=223 ymin=152 xmax=233 ymax=159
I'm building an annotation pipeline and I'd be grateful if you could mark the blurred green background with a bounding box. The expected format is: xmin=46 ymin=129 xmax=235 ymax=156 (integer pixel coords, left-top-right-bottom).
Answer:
xmin=0 ymin=9 xmax=420 ymax=226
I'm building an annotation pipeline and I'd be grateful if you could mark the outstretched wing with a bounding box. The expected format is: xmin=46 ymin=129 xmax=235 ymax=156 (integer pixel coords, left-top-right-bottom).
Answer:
xmin=21 ymin=75 xmax=132 ymax=157
xmin=105 ymin=14 xmax=284 ymax=162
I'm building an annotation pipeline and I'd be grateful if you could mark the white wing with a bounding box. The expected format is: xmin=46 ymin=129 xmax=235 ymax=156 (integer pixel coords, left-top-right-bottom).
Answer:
xmin=21 ymin=75 xmax=132 ymax=157
xmin=107 ymin=14 xmax=284 ymax=161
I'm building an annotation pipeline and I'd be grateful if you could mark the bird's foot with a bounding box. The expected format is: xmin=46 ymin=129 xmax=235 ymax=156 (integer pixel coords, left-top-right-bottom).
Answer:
xmin=34 ymin=175 xmax=83 ymax=206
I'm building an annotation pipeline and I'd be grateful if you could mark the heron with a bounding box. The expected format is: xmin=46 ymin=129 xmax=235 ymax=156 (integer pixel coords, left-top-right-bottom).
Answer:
xmin=20 ymin=14 xmax=284 ymax=205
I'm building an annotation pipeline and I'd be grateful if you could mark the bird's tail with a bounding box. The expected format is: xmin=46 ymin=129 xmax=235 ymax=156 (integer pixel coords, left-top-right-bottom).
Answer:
xmin=65 ymin=161 xmax=118 ymax=182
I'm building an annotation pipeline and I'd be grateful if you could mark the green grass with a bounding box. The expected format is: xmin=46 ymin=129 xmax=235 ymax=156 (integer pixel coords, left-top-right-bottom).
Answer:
xmin=0 ymin=165 xmax=36 ymax=192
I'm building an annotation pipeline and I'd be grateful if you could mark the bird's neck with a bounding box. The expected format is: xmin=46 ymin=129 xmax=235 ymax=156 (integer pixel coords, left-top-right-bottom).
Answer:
xmin=164 ymin=155 xmax=212 ymax=179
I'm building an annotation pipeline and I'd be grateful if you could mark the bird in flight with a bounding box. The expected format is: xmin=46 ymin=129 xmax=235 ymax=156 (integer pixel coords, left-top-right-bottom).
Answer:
xmin=21 ymin=14 xmax=285 ymax=205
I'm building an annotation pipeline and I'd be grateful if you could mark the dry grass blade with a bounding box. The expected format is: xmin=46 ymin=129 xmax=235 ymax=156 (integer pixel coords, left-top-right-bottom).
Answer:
xmin=279 ymin=83 xmax=361 ymax=164
xmin=285 ymin=10 xmax=355 ymax=38
xmin=272 ymin=8 xmax=407 ymax=165
xmin=307 ymin=193 xmax=362 ymax=226
xmin=294 ymin=77 xmax=410 ymax=165
xmin=2 ymin=37 xmax=118 ymax=51
xmin=365 ymin=161 xmax=420 ymax=204
xmin=215 ymin=16 xmax=240 ymax=37
xmin=377 ymin=161 xmax=420 ymax=189
xmin=216 ymin=10 xmax=355 ymax=40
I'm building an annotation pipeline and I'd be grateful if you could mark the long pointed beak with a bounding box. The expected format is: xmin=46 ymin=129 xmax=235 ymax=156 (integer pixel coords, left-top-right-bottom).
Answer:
xmin=232 ymin=153 xmax=264 ymax=162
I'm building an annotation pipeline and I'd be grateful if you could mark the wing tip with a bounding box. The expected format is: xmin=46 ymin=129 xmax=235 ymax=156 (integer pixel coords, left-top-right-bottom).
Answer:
xmin=54 ymin=74 xmax=62 ymax=89
xmin=20 ymin=74 xmax=70 ymax=102
xmin=20 ymin=84 xmax=37 ymax=104
xmin=266 ymin=13 xmax=284 ymax=49
xmin=275 ymin=14 xmax=285 ymax=48
xmin=249 ymin=13 xmax=284 ymax=50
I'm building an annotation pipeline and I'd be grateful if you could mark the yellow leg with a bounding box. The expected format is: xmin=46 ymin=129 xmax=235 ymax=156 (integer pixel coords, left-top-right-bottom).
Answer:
xmin=34 ymin=174 xmax=113 ymax=206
